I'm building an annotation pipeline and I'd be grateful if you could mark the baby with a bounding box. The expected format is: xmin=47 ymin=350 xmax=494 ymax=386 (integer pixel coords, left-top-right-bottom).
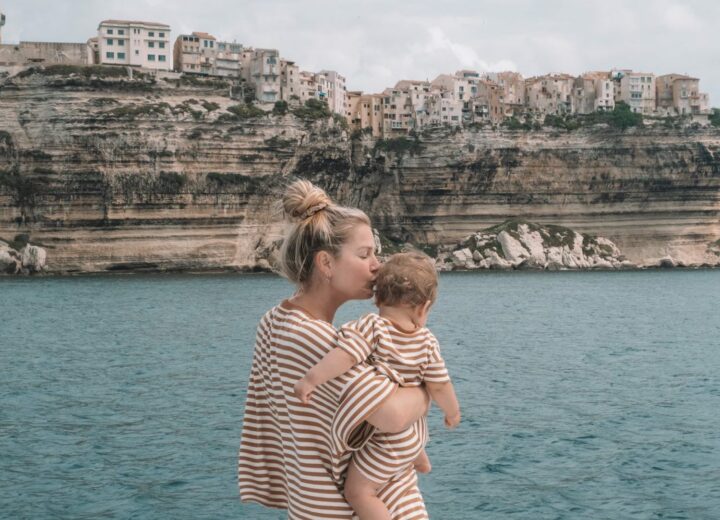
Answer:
xmin=294 ymin=252 xmax=461 ymax=520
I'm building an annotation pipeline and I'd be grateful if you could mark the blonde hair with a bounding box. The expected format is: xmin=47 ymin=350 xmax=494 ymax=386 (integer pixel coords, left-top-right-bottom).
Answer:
xmin=279 ymin=179 xmax=371 ymax=285
xmin=374 ymin=252 xmax=438 ymax=307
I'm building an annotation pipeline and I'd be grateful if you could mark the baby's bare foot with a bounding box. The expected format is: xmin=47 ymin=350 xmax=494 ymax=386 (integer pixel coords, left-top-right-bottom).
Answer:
xmin=414 ymin=451 xmax=432 ymax=473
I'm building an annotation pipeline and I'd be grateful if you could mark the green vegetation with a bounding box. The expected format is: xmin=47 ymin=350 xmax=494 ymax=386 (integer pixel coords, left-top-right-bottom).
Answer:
xmin=350 ymin=127 xmax=373 ymax=140
xmin=103 ymin=102 xmax=171 ymax=120
xmin=264 ymin=135 xmax=295 ymax=148
xmin=174 ymin=74 xmax=231 ymax=89
xmin=0 ymin=168 xmax=48 ymax=208
xmin=373 ymin=136 xmax=423 ymax=155
xmin=272 ymin=100 xmax=289 ymax=116
xmin=501 ymin=117 xmax=531 ymax=131
xmin=216 ymin=103 xmax=267 ymax=122
xmin=1 ymin=233 xmax=30 ymax=251
xmin=157 ymin=172 xmax=187 ymax=193
xmin=205 ymin=172 xmax=263 ymax=189
xmin=0 ymin=130 xmax=14 ymax=148
xmin=16 ymin=64 xmax=130 ymax=79
xmin=292 ymin=98 xmax=331 ymax=120
xmin=202 ymin=101 xmax=220 ymax=112
xmin=333 ymin=113 xmax=349 ymax=131
xmin=89 ymin=97 xmax=120 ymax=106
xmin=710 ymin=108 xmax=720 ymax=128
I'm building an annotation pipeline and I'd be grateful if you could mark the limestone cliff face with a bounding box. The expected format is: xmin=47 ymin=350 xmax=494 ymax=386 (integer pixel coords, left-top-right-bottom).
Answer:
xmin=1 ymin=68 xmax=719 ymax=273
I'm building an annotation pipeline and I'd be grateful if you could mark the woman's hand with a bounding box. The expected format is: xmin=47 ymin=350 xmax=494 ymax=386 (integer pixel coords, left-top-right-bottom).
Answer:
xmin=444 ymin=411 xmax=461 ymax=429
xmin=294 ymin=377 xmax=316 ymax=404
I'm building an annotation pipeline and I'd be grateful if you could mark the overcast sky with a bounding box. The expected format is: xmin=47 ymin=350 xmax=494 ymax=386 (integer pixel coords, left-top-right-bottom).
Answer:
xmin=3 ymin=0 xmax=718 ymax=104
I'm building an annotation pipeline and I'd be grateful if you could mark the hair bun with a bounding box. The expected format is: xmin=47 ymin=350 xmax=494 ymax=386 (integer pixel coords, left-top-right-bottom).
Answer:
xmin=283 ymin=180 xmax=332 ymax=221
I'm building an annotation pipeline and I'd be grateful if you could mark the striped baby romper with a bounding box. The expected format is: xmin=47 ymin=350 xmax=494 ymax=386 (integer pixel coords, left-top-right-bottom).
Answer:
xmin=332 ymin=313 xmax=451 ymax=485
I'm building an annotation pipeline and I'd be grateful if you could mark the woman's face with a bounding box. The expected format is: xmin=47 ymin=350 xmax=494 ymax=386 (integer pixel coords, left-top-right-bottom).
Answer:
xmin=329 ymin=224 xmax=381 ymax=301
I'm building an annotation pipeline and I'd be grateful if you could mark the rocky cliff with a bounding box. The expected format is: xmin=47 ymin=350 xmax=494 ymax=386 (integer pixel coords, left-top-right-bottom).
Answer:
xmin=1 ymin=66 xmax=719 ymax=274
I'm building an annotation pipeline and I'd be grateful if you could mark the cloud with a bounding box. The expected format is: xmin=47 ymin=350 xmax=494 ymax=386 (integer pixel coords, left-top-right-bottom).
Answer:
xmin=662 ymin=4 xmax=702 ymax=31
xmin=415 ymin=27 xmax=517 ymax=73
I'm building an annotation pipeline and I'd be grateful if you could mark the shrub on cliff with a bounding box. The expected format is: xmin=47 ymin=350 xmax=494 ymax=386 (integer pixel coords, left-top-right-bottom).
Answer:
xmin=157 ymin=172 xmax=187 ymax=193
xmin=292 ymin=99 xmax=331 ymax=121
xmin=103 ymin=102 xmax=172 ymax=120
xmin=374 ymin=136 xmax=423 ymax=155
xmin=332 ymin=113 xmax=349 ymax=131
xmin=202 ymin=101 xmax=220 ymax=112
xmin=16 ymin=65 xmax=130 ymax=79
xmin=272 ymin=100 xmax=289 ymax=116
xmin=501 ymin=117 xmax=531 ymax=131
xmin=216 ymin=103 xmax=267 ymax=122
xmin=607 ymin=102 xmax=643 ymax=129
xmin=710 ymin=108 xmax=720 ymax=128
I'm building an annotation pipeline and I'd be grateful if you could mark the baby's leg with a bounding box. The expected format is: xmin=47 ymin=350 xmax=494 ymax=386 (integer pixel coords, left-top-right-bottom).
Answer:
xmin=344 ymin=459 xmax=392 ymax=520
xmin=414 ymin=449 xmax=432 ymax=473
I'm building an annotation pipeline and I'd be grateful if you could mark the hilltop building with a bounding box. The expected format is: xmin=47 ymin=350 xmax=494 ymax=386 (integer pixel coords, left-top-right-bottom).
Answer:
xmin=97 ymin=20 xmax=171 ymax=70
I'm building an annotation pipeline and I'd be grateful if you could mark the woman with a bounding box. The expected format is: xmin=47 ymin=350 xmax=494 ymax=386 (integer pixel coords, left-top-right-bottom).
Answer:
xmin=238 ymin=180 xmax=430 ymax=519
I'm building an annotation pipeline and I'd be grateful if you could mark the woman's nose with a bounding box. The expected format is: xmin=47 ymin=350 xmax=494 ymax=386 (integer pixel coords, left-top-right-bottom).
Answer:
xmin=370 ymin=255 xmax=381 ymax=272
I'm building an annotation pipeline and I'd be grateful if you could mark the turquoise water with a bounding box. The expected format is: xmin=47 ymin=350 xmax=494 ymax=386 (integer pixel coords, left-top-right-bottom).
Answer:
xmin=1 ymin=271 xmax=719 ymax=519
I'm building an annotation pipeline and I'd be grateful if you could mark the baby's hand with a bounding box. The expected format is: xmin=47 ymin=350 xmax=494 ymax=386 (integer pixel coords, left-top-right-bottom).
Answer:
xmin=294 ymin=377 xmax=315 ymax=404
xmin=444 ymin=411 xmax=461 ymax=429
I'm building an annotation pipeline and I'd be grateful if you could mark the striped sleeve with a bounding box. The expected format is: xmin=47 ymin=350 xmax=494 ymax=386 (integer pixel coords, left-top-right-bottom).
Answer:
xmin=422 ymin=332 xmax=451 ymax=383
xmin=336 ymin=316 xmax=376 ymax=364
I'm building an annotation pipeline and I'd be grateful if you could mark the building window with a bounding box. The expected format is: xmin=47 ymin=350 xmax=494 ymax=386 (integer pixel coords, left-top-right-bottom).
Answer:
xmin=159 ymin=55 xmax=166 ymax=62
xmin=118 ymin=39 xmax=125 ymax=46
xmin=117 ymin=52 xmax=126 ymax=59
xmin=106 ymin=52 xmax=114 ymax=59
xmin=107 ymin=39 xmax=113 ymax=45
xmin=135 ymin=50 xmax=139 ymax=55
xmin=107 ymin=29 xmax=114 ymax=35
xmin=159 ymin=32 xmax=165 ymax=38
xmin=159 ymin=42 xmax=165 ymax=48
xmin=149 ymin=42 xmax=155 ymax=48
xmin=148 ymin=54 xmax=156 ymax=61
xmin=149 ymin=31 xmax=155 ymax=37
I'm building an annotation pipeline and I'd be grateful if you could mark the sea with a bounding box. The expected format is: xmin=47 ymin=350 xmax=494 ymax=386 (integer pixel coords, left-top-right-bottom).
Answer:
xmin=1 ymin=270 xmax=719 ymax=519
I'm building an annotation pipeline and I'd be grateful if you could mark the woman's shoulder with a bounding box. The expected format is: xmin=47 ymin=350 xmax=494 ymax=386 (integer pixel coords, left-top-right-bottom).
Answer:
xmin=262 ymin=300 xmax=338 ymax=341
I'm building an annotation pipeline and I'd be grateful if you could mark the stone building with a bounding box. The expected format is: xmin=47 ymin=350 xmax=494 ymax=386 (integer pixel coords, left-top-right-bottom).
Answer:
xmin=347 ymin=91 xmax=384 ymax=136
xmin=279 ymin=59 xmax=300 ymax=102
xmin=525 ymin=74 xmax=575 ymax=115
xmin=97 ymin=20 xmax=171 ymax=70
xmin=656 ymin=74 xmax=709 ymax=115
xmin=613 ymin=70 xmax=656 ymax=114
xmin=317 ymin=70 xmax=347 ymax=115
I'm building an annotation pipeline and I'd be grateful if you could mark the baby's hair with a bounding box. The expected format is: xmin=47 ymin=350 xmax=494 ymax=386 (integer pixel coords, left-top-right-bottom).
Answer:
xmin=374 ymin=252 xmax=438 ymax=307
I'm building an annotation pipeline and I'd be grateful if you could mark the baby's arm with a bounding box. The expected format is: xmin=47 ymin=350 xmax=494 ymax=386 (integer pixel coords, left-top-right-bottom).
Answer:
xmin=425 ymin=381 xmax=461 ymax=428
xmin=294 ymin=347 xmax=356 ymax=403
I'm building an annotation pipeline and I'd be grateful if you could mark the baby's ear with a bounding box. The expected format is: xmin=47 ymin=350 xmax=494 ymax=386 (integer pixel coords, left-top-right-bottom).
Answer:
xmin=422 ymin=300 xmax=433 ymax=314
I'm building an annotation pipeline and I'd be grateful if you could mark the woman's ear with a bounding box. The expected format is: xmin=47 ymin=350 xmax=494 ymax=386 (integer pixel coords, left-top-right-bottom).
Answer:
xmin=315 ymin=250 xmax=334 ymax=279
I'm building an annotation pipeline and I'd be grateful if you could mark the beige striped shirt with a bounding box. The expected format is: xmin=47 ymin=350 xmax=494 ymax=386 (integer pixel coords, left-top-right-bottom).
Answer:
xmin=238 ymin=301 xmax=429 ymax=519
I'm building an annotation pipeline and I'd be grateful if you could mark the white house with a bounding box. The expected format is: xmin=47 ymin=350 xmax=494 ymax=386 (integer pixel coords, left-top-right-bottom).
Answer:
xmin=97 ymin=19 xmax=171 ymax=70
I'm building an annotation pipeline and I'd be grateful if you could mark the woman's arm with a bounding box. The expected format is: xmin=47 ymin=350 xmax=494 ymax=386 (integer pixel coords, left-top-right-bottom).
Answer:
xmin=426 ymin=381 xmax=461 ymax=428
xmin=294 ymin=347 xmax=356 ymax=403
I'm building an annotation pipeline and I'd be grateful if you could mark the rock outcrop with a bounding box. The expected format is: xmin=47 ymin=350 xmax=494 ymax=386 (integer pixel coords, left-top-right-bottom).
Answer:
xmin=434 ymin=220 xmax=632 ymax=271
xmin=1 ymin=65 xmax=719 ymax=274
xmin=0 ymin=237 xmax=46 ymax=273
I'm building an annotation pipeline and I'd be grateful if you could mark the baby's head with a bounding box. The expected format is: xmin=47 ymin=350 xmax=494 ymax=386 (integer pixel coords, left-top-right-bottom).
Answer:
xmin=374 ymin=252 xmax=438 ymax=311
